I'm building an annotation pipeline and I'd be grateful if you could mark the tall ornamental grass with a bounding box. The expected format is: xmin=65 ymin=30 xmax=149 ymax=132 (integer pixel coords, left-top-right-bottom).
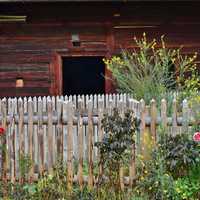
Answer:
xmin=104 ymin=33 xmax=199 ymax=104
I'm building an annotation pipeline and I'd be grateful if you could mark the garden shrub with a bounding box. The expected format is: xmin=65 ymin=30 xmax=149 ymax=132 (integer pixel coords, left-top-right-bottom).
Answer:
xmin=95 ymin=108 xmax=138 ymax=199
xmin=104 ymin=33 xmax=199 ymax=105
xmin=158 ymin=132 xmax=200 ymax=178
xmin=31 ymin=159 xmax=70 ymax=200
xmin=175 ymin=164 xmax=200 ymax=200
xmin=135 ymin=128 xmax=200 ymax=200
xmin=136 ymin=143 xmax=176 ymax=200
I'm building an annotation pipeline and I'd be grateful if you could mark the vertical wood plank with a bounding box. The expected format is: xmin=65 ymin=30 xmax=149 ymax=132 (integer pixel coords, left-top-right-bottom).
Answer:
xmin=51 ymin=96 xmax=57 ymax=164
xmin=47 ymin=98 xmax=53 ymax=172
xmin=56 ymin=98 xmax=63 ymax=160
xmin=88 ymin=100 xmax=94 ymax=188
xmin=23 ymin=97 xmax=28 ymax=156
xmin=67 ymin=100 xmax=73 ymax=190
xmin=108 ymin=97 xmax=113 ymax=115
xmin=172 ymin=98 xmax=177 ymax=136
xmin=77 ymin=99 xmax=84 ymax=189
xmin=14 ymin=98 xmax=19 ymax=180
xmin=1 ymin=98 xmax=7 ymax=181
xmin=182 ymin=99 xmax=189 ymax=133
xmin=28 ymin=97 xmax=34 ymax=181
xmin=18 ymin=98 xmax=24 ymax=159
xmin=139 ymin=99 xmax=146 ymax=155
xmin=62 ymin=101 xmax=68 ymax=164
xmin=105 ymin=94 xmax=109 ymax=109
xmin=7 ymin=98 xmax=12 ymax=180
xmin=38 ymin=97 xmax=44 ymax=175
xmin=161 ymin=99 xmax=167 ymax=129
xmin=73 ymin=99 xmax=78 ymax=160
xmin=116 ymin=93 xmax=120 ymax=107
xmin=42 ymin=96 xmax=47 ymax=170
xmin=93 ymin=94 xmax=98 ymax=160
xmin=97 ymin=97 xmax=104 ymax=179
xmin=10 ymin=98 xmax=16 ymax=183
xmin=84 ymin=95 xmax=89 ymax=161
xmin=112 ymin=93 xmax=116 ymax=108
xmin=150 ymin=99 xmax=157 ymax=143
xmin=33 ymin=96 xmax=38 ymax=174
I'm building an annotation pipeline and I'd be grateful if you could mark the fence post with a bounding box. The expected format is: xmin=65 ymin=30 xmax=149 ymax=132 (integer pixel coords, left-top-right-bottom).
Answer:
xmin=47 ymin=97 xmax=53 ymax=173
xmin=182 ymin=99 xmax=189 ymax=133
xmin=140 ymin=99 xmax=146 ymax=155
xmin=97 ymin=97 xmax=104 ymax=179
xmin=18 ymin=98 xmax=24 ymax=157
xmin=88 ymin=100 xmax=94 ymax=189
xmin=1 ymin=98 xmax=7 ymax=182
xmin=161 ymin=99 xmax=167 ymax=130
xmin=172 ymin=98 xmax=177 ymax=136
xmin=56 ymin=98 xmax=63 ymax=159
xmin=23 ymin=97 xmax=28 ymax=158
xmin=33 ymin=97 xmax=38 ymax=175
xmin=77 ymin=98 xmax=84 ymax=189
xmin=10 ymin=98 xmax=16 ymax=183
xmin=28 ymin=97 xmax=34 ymax=181
xmin=38 ymin=97 xmax=44 ymax=175
xmin=14 ymin=98 xmax=19 ymax=180
xmin=150 ymin=99 xmax=157 ymax=143
xmin=67 ymin=100 xmax=74 ymax=191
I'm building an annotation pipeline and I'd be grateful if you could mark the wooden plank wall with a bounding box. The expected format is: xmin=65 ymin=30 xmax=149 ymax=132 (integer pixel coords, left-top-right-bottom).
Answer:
xmin=0 ymin=2 xmax=200 ymax=97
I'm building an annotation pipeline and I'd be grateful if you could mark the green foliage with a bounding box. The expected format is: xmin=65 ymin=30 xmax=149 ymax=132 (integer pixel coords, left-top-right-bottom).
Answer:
xmin=95 ymin=108 xmax=138 ymax=199
xmin=136 ymin=144 xmax=176 ymax=200
xmin=174 ymin=165 xmax=200 ymax=200
xmin=158 ymin=133 xmax=200 ymax=178
xmin=71 ymin=186 xmax=96 ymax=200
xmin=31 ymin=160 xmax=70 ymax=200
xmin=96 ymin=109 xmax=138 ymax=167
xmin=19 ymin=153 xmax=32 ymax=181
xmin=134 ymin=128 xmax=200 ymax=200
xmin=0 ymin=181 xmax=37 ymax=200
xmin=104 ymin=33 xmax=199 ymax=104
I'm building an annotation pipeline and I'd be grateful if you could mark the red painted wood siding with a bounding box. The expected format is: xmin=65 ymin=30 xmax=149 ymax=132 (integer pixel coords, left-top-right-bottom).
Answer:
xmin=0 ymin=2 xmax=200 ymax=97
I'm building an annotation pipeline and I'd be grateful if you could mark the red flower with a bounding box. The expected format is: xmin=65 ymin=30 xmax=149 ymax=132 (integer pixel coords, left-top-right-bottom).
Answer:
xmin=193 ymin=132 xmax=200 ymax=142
xmin=0 ymin=127 xmax=5 ymax=135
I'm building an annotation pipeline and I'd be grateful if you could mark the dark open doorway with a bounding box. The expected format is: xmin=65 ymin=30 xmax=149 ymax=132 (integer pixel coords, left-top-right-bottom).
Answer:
xmin=62 ymin=57 xmax=105 ymax=95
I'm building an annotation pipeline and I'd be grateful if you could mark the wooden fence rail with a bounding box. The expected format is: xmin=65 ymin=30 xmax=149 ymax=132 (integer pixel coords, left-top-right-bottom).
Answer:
xmin=0 ymin=93 xmax=198 ymax=187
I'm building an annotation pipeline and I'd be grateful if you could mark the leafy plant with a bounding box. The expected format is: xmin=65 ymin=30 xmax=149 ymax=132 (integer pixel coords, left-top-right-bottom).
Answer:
xmin=104 ymin=33 xmax=199 ymax=104
xmin=32 ymin=160 xmax=70 ymax=200
xmin=135 ymin=145 xmax=176 ymax=200
xmin=95 ymin=108 xmax=138 ymax=199
xmin=158 ymin=132 xmax=200 ymax=178
xmin=175 ymin=165 xmax=200 ymax=200
xmin=19 ymin=153 xmax=33 ymax=183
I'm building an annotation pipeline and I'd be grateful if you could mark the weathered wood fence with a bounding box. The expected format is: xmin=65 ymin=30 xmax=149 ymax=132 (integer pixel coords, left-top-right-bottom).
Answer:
xmin=0 ymin=93 xmax=197 ymax=187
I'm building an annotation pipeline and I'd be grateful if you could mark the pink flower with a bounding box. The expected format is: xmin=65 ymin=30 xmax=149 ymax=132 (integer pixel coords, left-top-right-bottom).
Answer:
xmin=0 ymin=127 xmax=5 ymax=136
xmin=193 ymin=132 xmax=200 ymax=142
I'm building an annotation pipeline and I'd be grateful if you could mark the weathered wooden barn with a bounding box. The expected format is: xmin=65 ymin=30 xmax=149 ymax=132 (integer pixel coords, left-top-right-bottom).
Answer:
xmin=0 ymin=1 xmax=200 ymax=97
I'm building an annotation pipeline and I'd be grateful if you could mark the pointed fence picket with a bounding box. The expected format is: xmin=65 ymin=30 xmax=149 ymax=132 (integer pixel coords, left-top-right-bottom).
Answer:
xmin=0 ymin=93 xmax=196 ymax=187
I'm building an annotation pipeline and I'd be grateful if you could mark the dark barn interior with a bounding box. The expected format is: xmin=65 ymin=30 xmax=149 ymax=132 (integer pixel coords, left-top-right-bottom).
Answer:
xmin=0 ymin=1 xmax=200 ymax=97
xmin=62 ymin=57 xmax=105 ymax=95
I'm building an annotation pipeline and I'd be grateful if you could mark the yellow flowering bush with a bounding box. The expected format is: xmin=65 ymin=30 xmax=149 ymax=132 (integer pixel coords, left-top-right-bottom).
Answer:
xmin=104 ymin=33 xmax=199 ymax=104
